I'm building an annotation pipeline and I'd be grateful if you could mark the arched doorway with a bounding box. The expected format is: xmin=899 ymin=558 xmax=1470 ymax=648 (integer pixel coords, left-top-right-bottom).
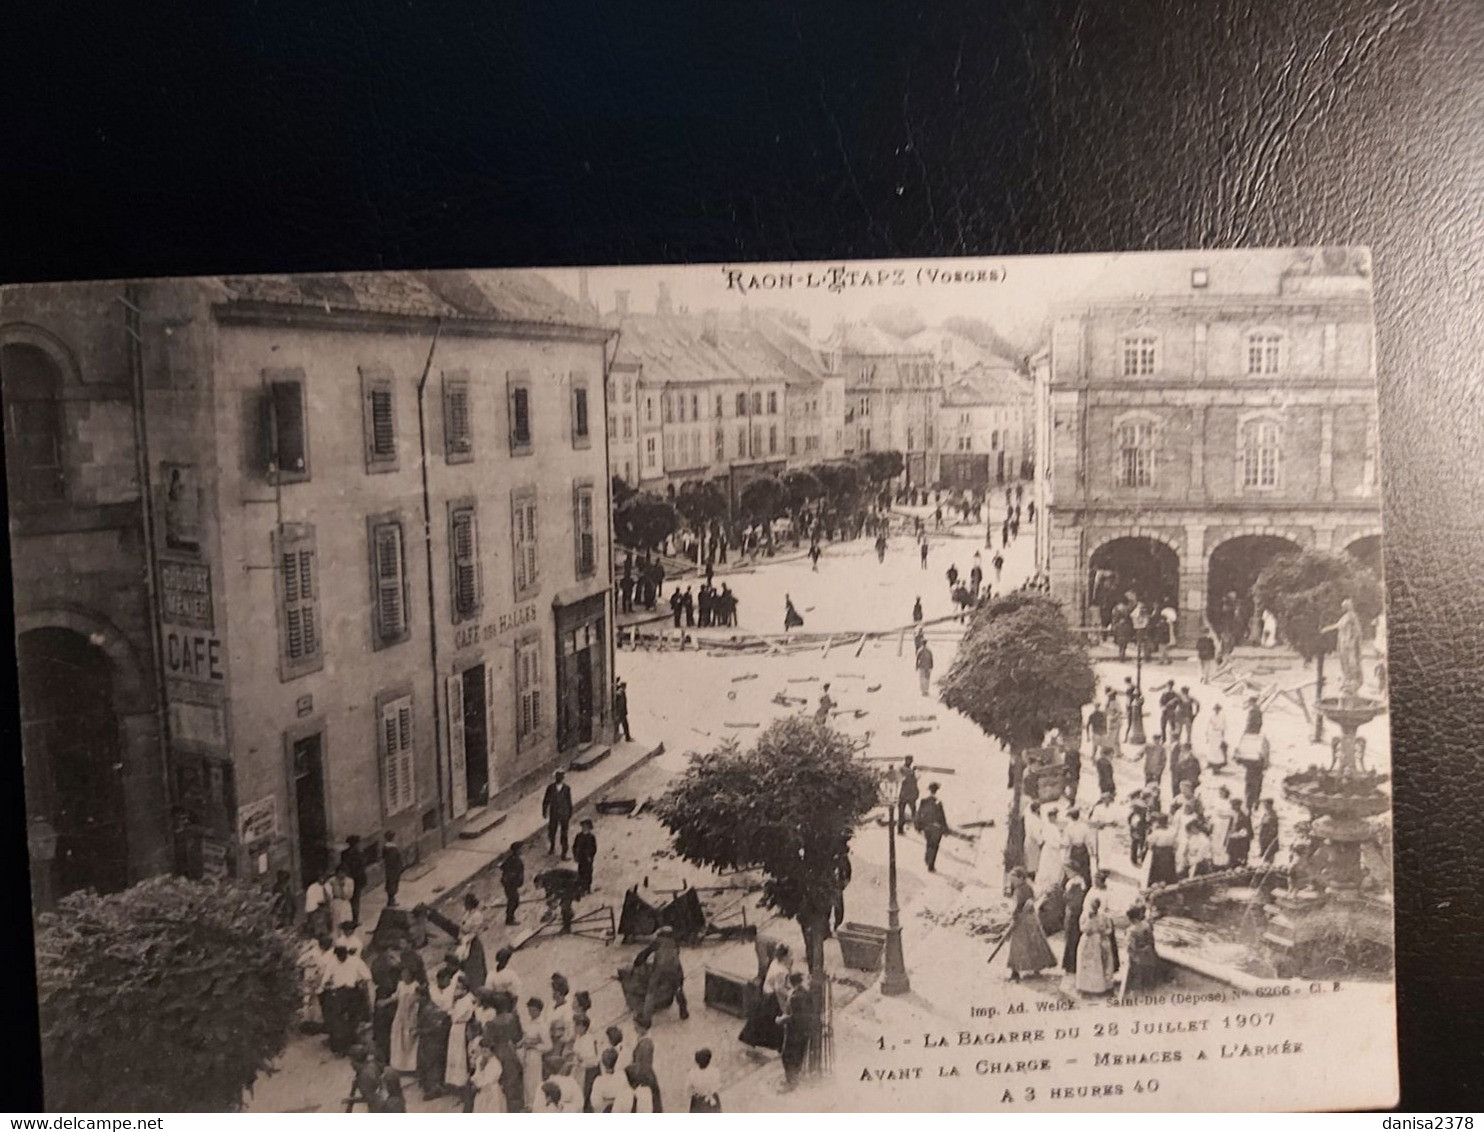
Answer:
xmin=1206 ymin=534 xmax=1302 ymax=646
xmin=1088 ymin=536 xmax=1180 ymax=626
xmin=1346 ymin=534 xmax=1382 ymax=577
xmin=19 ymin=628 xmax=130 ymax=897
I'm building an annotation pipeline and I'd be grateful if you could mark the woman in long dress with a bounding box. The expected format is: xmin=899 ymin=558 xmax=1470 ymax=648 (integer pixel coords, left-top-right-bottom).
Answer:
xmin=1004 ymin=867 xmax=1057 ymax=981
xmin=1227 ymin=800 xmax=1254 ymax=867
xmin=1022 ymin=801 xmax=1043 ymax=880
xmin=1061 ymin=875 xmax=1087 ymax=975
xmin=1075 ymin=897 xmax=1116 ymax=995
xmin=416 ymin=978 xmax=451 ymax=1098
xmin=778 ymin=972 xmax=816 ymax=1091
xmin=1145 ymin=814 xmax=1180 ymax=888
xmin=470 ymin=1045 xmax=506 ymax=1113
xmin=1204 ymin=704 xmax=1229 ymax=772
xmin=389 ymin=966 xmax=421 ymax=1074
xmin=1122 ymin=905 xmax=1164 ymax=993
xmin=444 ymin=984 xmax=475 ymax=1092
xmin=739 ymin=944 xmax=791 ymax=1051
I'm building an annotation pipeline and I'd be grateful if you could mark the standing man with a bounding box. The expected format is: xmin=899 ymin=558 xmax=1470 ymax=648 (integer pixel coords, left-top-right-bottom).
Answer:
xmin=915 ymin=639 xmax=935 ymax=697
xmin=919 ymin=536 xmax=930 ymax=570
xmin=543 ymin=771 xmax=574 ymax=859
xmin=916 ymin=782 xmax=950 ymax=873
xmin=619 ymin=569 xmax=635 ymax=614
xmin=573 ymin=819 xmax=598 ymax=897
xmin=897 ymin=756 xmax=920 ymax=835
xmin=341 ymin=835 xmax=368 ymax=927
xmin=500 ymin=841 xmax=526 ymax=926
xmin=614 ymin=679 xmax=632 ymax=742
xmin=382 ymin=831 xmax=404 ymax=909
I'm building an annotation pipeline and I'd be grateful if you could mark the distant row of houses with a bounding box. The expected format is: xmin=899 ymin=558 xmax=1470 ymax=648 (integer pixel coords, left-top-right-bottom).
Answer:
xmin=598 ymin=282 xmax=1033 ymax=509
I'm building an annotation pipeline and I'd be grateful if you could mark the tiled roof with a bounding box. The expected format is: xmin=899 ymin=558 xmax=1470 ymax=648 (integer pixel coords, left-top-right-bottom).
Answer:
xmin=217 ymin=269 xmax=604 ymax=329
xmin=942 ymin=368 xmax=1032 ymax=407
xmin=614 ymin=313 xmax=828 ymax=386
xmin=827 ymin=321 xmax=923 ymax=356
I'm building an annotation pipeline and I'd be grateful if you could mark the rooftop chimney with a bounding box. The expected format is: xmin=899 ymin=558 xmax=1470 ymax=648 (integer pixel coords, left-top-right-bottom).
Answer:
xmin=656 ymin=282 xmax=672 ymax=316
xmin=614 ymin=290 xmax=630 ymax=317
xmin=577 ymin=269 xmax=593 ymax=311
xmin=701 ymin=309 xmax=719 ymax=346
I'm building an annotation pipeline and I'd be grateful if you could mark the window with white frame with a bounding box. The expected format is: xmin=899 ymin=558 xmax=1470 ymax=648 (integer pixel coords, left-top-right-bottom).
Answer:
xmin=1240 ymin=416 xmax=1282 ymax=489
xmin=573 ymin=480 xmax=596 ymax=577
xmin=1117 ymin=417 xmax=1157 ymax=488
xmin=378 ymin=692 xmax=416 ymax=815
xmin=645 ymin=437 xmax=657 ymax=470
xmin=1246 ymin=331 xmax=1283 ymax=375
xmin=1121 ymin=334 xmax=1158 ymax=377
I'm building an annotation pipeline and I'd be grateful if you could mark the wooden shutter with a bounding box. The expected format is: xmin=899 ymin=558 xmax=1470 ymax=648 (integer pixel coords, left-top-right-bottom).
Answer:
xmin=380 ymin=695 xmax=415 ymax=815
xmin=483 ymin=663 xmax=499 ymax=795
xmin=443 ymin=373 xmax=472 ymax=459
xmin=370 ymin=389 xmax=395 ymax=455
xmin=508 ymin=371 xmax=532 ymax=451
xmin=451 ymin=507 xmax=480 ymax=620
xmin=280 ymin=527 xmax=319 ymax=668
xmin=373 ymin=521 xmax=406 ymax=643
xmin=447 ymin=676 xmax=468 ymax=818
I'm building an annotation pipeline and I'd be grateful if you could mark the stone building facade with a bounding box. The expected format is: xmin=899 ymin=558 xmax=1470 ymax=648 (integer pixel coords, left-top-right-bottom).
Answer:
xmin=6 ymin=271 xmax=615 ymax=901
xmin=1032 ymin=249 xmax=1382 ymax=642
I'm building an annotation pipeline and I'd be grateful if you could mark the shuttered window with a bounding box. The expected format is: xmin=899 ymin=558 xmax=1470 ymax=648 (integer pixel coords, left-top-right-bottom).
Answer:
xmin=449 ymin=503 xmax=482 ymax=622
xmin=573 ymin=482 xmax=596 ymax=577
xmin=443 ymin=372 xmax=473 ymax=462
xmin=508 ymin=371 xmax=533 ymax=455
xmin=360 ymin=366 xmax=398 ymax=472
xmin=379 ymin=694 xmax=416 ymax=815
xmin=516 ymin=636 xmax=542 ymax=742
xmin=369 ymin=517 xmax=409 ymax=647
xmin=512 ymin=488 xmax=539 ymax=597
xmin=276 ymin=524 xmax=322 ymax=679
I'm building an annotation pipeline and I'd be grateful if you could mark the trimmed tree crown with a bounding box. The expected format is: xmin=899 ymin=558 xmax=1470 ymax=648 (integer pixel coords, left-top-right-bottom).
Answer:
xmin=1251 ymin=549 xmax=1383 ymax=660
xmin=37 ymin=877 xmax=302 ymax=1112
xmin=653 ymin=717 xmax=879 ymax=953
xmin=938 ymin=592 xmax=1096 ymax=752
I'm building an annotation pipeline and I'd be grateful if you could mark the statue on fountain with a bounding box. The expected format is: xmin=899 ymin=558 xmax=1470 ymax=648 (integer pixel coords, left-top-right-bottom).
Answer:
xmin=1322 ymin=597 xmax=1365 ymax=699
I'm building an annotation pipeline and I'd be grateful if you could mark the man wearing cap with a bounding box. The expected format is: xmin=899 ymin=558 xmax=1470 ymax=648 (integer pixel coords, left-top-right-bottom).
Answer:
xmin=614 ymin=679 xmax=632 ymax=742
xmin=543 ymin=770 xmax=574 ymax=859
xmin=916 ymin=782 xmax=950 ymax=872
xmin=573 ymin=818 xmax=598 ymax=896
xmin=897 ymin=756 xmax=920 ymax=835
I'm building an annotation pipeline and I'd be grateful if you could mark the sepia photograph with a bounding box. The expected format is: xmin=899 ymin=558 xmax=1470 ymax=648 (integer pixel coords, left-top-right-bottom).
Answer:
xmin=5 ymin=249 xmax=1395 ymax=1112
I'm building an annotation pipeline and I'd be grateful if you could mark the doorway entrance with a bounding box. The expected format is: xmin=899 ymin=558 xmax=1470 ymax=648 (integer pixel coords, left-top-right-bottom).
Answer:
xmin=1206 ymin=534 xmax=1302 ymax=644
xmin=19 ymin=627 xmax=129 ymax=897
xmin=291 ymin=733 xmax=330 ymax=883
xmin=557 ymin=607 xmax=606 ymax=752
xmin=1087 ymin=537 xmax=1180 ymax=627
xmin=462 ymin=664 xmax=490 ymax=808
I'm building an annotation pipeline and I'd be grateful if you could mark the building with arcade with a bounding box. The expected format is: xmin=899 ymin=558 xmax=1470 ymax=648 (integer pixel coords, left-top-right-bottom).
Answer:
xmin=1032 ymin=248 xmax=1382 ymax=643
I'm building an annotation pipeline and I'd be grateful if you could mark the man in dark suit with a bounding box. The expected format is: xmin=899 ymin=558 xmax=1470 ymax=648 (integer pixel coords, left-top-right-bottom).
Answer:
xmin=381 ymin=830 xmax=404 ymax=908
xmin=573 ymin=818 xmax=598 ymax=895
xmin=916 ymin=783 xmax=950 ymax=872
xmin=500 ymin=841 xmax=525 ymax=926
xmin=543 ymin=770 xmax=574 ymax=859
xmin=340 ymin=835 xmax=368 ymax=925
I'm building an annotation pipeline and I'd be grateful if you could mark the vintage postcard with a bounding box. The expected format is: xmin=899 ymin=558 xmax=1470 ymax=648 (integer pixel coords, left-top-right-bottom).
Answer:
xmin=6 ymin=250 xmax=1395 ymax=1112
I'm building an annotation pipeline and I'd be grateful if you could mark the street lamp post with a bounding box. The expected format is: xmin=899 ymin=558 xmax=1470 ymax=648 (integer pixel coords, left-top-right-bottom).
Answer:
xmin=1128 ymin=633 xmax=1147 ymax=746
xmin=880 ymin=768 xmax=911 ymax=996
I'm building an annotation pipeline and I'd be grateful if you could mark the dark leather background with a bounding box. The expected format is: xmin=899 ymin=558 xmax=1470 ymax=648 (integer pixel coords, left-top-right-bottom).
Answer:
xmin=2 ymin=0 xmax=1480 ymax=1112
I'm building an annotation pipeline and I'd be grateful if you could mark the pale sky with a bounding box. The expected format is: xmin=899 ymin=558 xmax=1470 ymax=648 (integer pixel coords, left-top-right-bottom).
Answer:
xmin=538 ymin=254 xmax=1126 ymax=354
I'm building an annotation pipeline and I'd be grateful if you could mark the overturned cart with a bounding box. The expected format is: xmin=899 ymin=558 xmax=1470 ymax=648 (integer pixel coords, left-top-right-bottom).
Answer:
xmin=615 ymin=882 xmax=759 ymax=1017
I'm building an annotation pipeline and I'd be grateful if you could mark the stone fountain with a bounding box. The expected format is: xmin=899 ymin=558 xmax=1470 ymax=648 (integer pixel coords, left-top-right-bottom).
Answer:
xmin=1261 ymin=688 xmax=1394 ymax=978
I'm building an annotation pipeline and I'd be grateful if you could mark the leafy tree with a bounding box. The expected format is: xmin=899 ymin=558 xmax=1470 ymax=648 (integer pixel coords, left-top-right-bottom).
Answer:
xmin=739 ymin=475 xmax=788 ymax=522
xmin=868 ymin=303 xmax=926 ymax=339
xmin=36 ymin=876 xmax=301 ymax=1112
xmin=1252 ymin=548 xmax=1384 ymax=736
xmin=939 ymin=592 xmax=1096 ymax=757
xmin=615 ymin=490 xmax=679 ymax=552
xmin=654 ymin=717 xmax=879 ymax=980
xmin=611 ymin=474 xmax=636 ymax=510
xmin=813 ymin=462 xmax=860 ymax=507
xmin=782 ymin=468 xmax=824 ymax=511
xmin=859 ymin=450 xmax=905 ymax=485
xmin=674 ymin=478 xmax=728 ymax=531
